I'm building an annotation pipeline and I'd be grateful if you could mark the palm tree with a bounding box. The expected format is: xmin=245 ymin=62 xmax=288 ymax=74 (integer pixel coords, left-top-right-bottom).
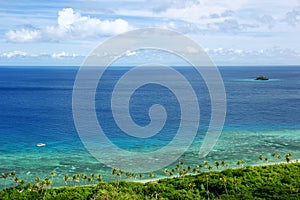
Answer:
xmin=63 ymin=175 xmax=69 ymax=185
xmin=14 ymin=177 xmax=19 ymax=186
xmin=45 ymin=179 xmax=52 ymax=187
xmin=80 ymin=173 xmax=86 ymax=185
xmin=237 ymin=160 xmax=241 ymax=167
xmin=272 ymin=153 xmax=280 ymax=163
xmin=164 ymin=169 xmax=170 ymax=176
xmin=285 ymin=153 xmax=292 ymax=163
xmin=76 ymin=174 xmax=81 ymax=184
xmin=9 ymin=172 xmax=16 ymax=178
xmin=50 ymin=172 xmax=56 ymax=186
xmin=149 ymin=173 xmax=155 ymax=179
xmin=125 ymin=172 xmax=131 ymax=180
xmin=264 ymin=157 xmax=269 ymax=163
xmin=197 ymin=164 xmax=203 ymax=173
xmin=1 ymin=173 xmax=8 ymax=190
xmin=111 ymin=168 xmax=118 ymax=180
xmin=166 ymin=169 xmax=174 ymax=177
xmin=116 ymin=172 xmax=122 ymax=184
xmin=20 ymin=180 xmax=26 ymax=188
xmin=139 ymin=173 xmax=144 ymax=181
xmin=187 ymin=166 xmax=191 ymax=173
xmin=205 ymin=174 xmax=210 ymax=200
xmin=41 ymin=180 xmax=46 ymax=190
xmin=35 ymin=177 xmax=40 ymax=184
xmin=240 ymin=160 xmax=245 ymax=167
xmin=220 ymin=177 xmax=228 ymax=195
xmin=87 ymin=177 xmax=92 ymax=184
xmin=35 ymin=177 xmax=41 ymax=188
xmin=131 ymin=173 xmax=137 ymax=180
xmin=43 ymin=179 xmax=52 ymax=200
xmin=97 ymin=174 xmax=102 ymax=184
xmin=277 ymin=154 xmax=282 ymax=160
xmin=72 ymin=175 xmax=79 ymax=186
xmin=214 ymin=161 xmax=220 ymax=169
xmin=204 ymin=161 xmax=209 ymax=169
xmin=90 ymin=174 xmax=95 ymax=184
xmin=119 ymin=169 xmax=124 ymax=178
xmin=208 ymin=165 xmax=213 ymax=171
xmin=221 ymin=160 xmax=226 ymax=168
xmin=82 ymin=175 xmax=88 ymax=185
xmin=178 ymin=161 xmax=184 ymax=175
xmin=179 ymin=168 xmax=188 ymax=178
xmin=32 ymin=182 xmax=40 ymax=192
xmin=192 ymin=168 xmax=197 ymax=174
xmin=111 ymin=169 xmax=121 ymax=188
xmin=9 ymin=172 xmax=16 ymax=186
xmin=25 ymin=182 xmax=33 ymax=191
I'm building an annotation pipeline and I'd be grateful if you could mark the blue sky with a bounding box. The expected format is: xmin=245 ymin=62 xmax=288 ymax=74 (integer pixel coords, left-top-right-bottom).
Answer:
xmin=0 ymin=0 xmax=300 ymax=66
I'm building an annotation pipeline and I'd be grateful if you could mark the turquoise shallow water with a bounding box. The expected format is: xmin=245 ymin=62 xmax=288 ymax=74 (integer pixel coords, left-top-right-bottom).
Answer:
xmin=0 ymin=66 xmax=299 ymax=188
xmin=1 ymin=129 xmax=299 ymax=187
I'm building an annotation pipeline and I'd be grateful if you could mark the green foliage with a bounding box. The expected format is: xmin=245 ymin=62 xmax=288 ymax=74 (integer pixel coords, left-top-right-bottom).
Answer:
xmin=0 ymin=162 xmax=299 ymax=199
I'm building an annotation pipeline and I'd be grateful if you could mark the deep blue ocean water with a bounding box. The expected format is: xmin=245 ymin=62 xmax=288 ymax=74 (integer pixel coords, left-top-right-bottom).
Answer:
xmin=0 ymin=66 xmax=299 ymax=187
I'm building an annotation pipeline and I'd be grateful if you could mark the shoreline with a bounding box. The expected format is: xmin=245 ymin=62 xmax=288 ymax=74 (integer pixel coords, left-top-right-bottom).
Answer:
xmin=37 ymin=160 xmax=300 ymax=189
xmin=130 ymin=159 xmax=299 ymax=184
xmin=1 ymin=157 xmax=299 ymax=195
xmin=1 ymin=128 xmax=299 ymax=189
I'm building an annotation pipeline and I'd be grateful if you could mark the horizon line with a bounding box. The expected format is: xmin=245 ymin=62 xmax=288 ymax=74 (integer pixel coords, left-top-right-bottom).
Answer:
xmin=0 ymin=64 xmax=300 ymax=68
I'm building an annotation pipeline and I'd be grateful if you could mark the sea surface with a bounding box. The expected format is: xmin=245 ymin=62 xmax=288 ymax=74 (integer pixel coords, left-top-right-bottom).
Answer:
xmin=0 ymin=66 xmax=299 ymax=187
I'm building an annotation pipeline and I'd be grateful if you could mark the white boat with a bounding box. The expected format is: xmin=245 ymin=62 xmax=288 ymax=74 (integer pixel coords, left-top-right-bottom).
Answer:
xmin=36 ymin=143 xmax=46 ymax=147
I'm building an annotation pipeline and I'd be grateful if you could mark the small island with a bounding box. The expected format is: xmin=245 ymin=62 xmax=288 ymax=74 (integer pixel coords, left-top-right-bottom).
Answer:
xmin=255 ymin=76 xmax=269 ymax=80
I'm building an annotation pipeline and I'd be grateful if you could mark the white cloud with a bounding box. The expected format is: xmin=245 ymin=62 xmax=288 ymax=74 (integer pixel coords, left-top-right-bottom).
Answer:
xmin=5 ymin=8 xmax=132 ymax=43
xmin=127 ymin=1 xmax=262 ymax=33
xmin=116 ymin=0 xmax=300 ymax=34
xmin=51 ymin=52 xmax=68 ymax=59
xmin=284 ymin=6 xmax=300 ymax=26
xmin=203 ymin=46 xmax=300 ymax=65
xmin=51 ymin=51 xmax=79 ymax=59
xmin=125 ymin=50 xmax=137 ymax=56
xmin=5 ymin=29 xmax=41 ymax=43
xmin=154 ymin=0 xmax=247 ymax=23
xmin=116 ymin=0 xmax=247 ymax=28
xmin=160 ymin=21 xmax=197 ymax=34
xmin=205 ymin=47 xmax=300 ymax=57
xmin=148 ymin=0 xmax=200 ymax=12
xmin=255 ymin=15 xmax=276 ymax=29
xmin=1 ymin=50 xmax=34 ymax=58
xmin=0 ymin=50 xmax=82 ymax=59
xmin=207 ymin=19 xmax=258 ymax=32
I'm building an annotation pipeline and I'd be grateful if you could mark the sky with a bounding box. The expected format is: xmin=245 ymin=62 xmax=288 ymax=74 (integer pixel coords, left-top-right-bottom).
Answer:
xmin=0 ymin=0 xmax=300 ymax=66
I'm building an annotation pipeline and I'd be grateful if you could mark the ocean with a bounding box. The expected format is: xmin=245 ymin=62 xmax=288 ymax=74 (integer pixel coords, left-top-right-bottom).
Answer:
xmin=0 ymin=66 xmax=299 ymax=187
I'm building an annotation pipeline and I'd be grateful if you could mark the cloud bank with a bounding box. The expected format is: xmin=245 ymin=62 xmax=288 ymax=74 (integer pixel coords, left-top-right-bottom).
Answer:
xmin=1 ymin=50 xmax=34 ymax=58
xmin=5 ymin=8 xmax=132 ymax=43
xmin=1 ymin=1 xmax=300 ymax=66
xmin=1 ymin=47 xmax=299 ymax=65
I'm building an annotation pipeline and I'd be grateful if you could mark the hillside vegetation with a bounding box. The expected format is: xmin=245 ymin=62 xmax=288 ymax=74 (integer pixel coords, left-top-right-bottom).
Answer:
xmin=1 ymin=159 xmax=299 ymax=199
